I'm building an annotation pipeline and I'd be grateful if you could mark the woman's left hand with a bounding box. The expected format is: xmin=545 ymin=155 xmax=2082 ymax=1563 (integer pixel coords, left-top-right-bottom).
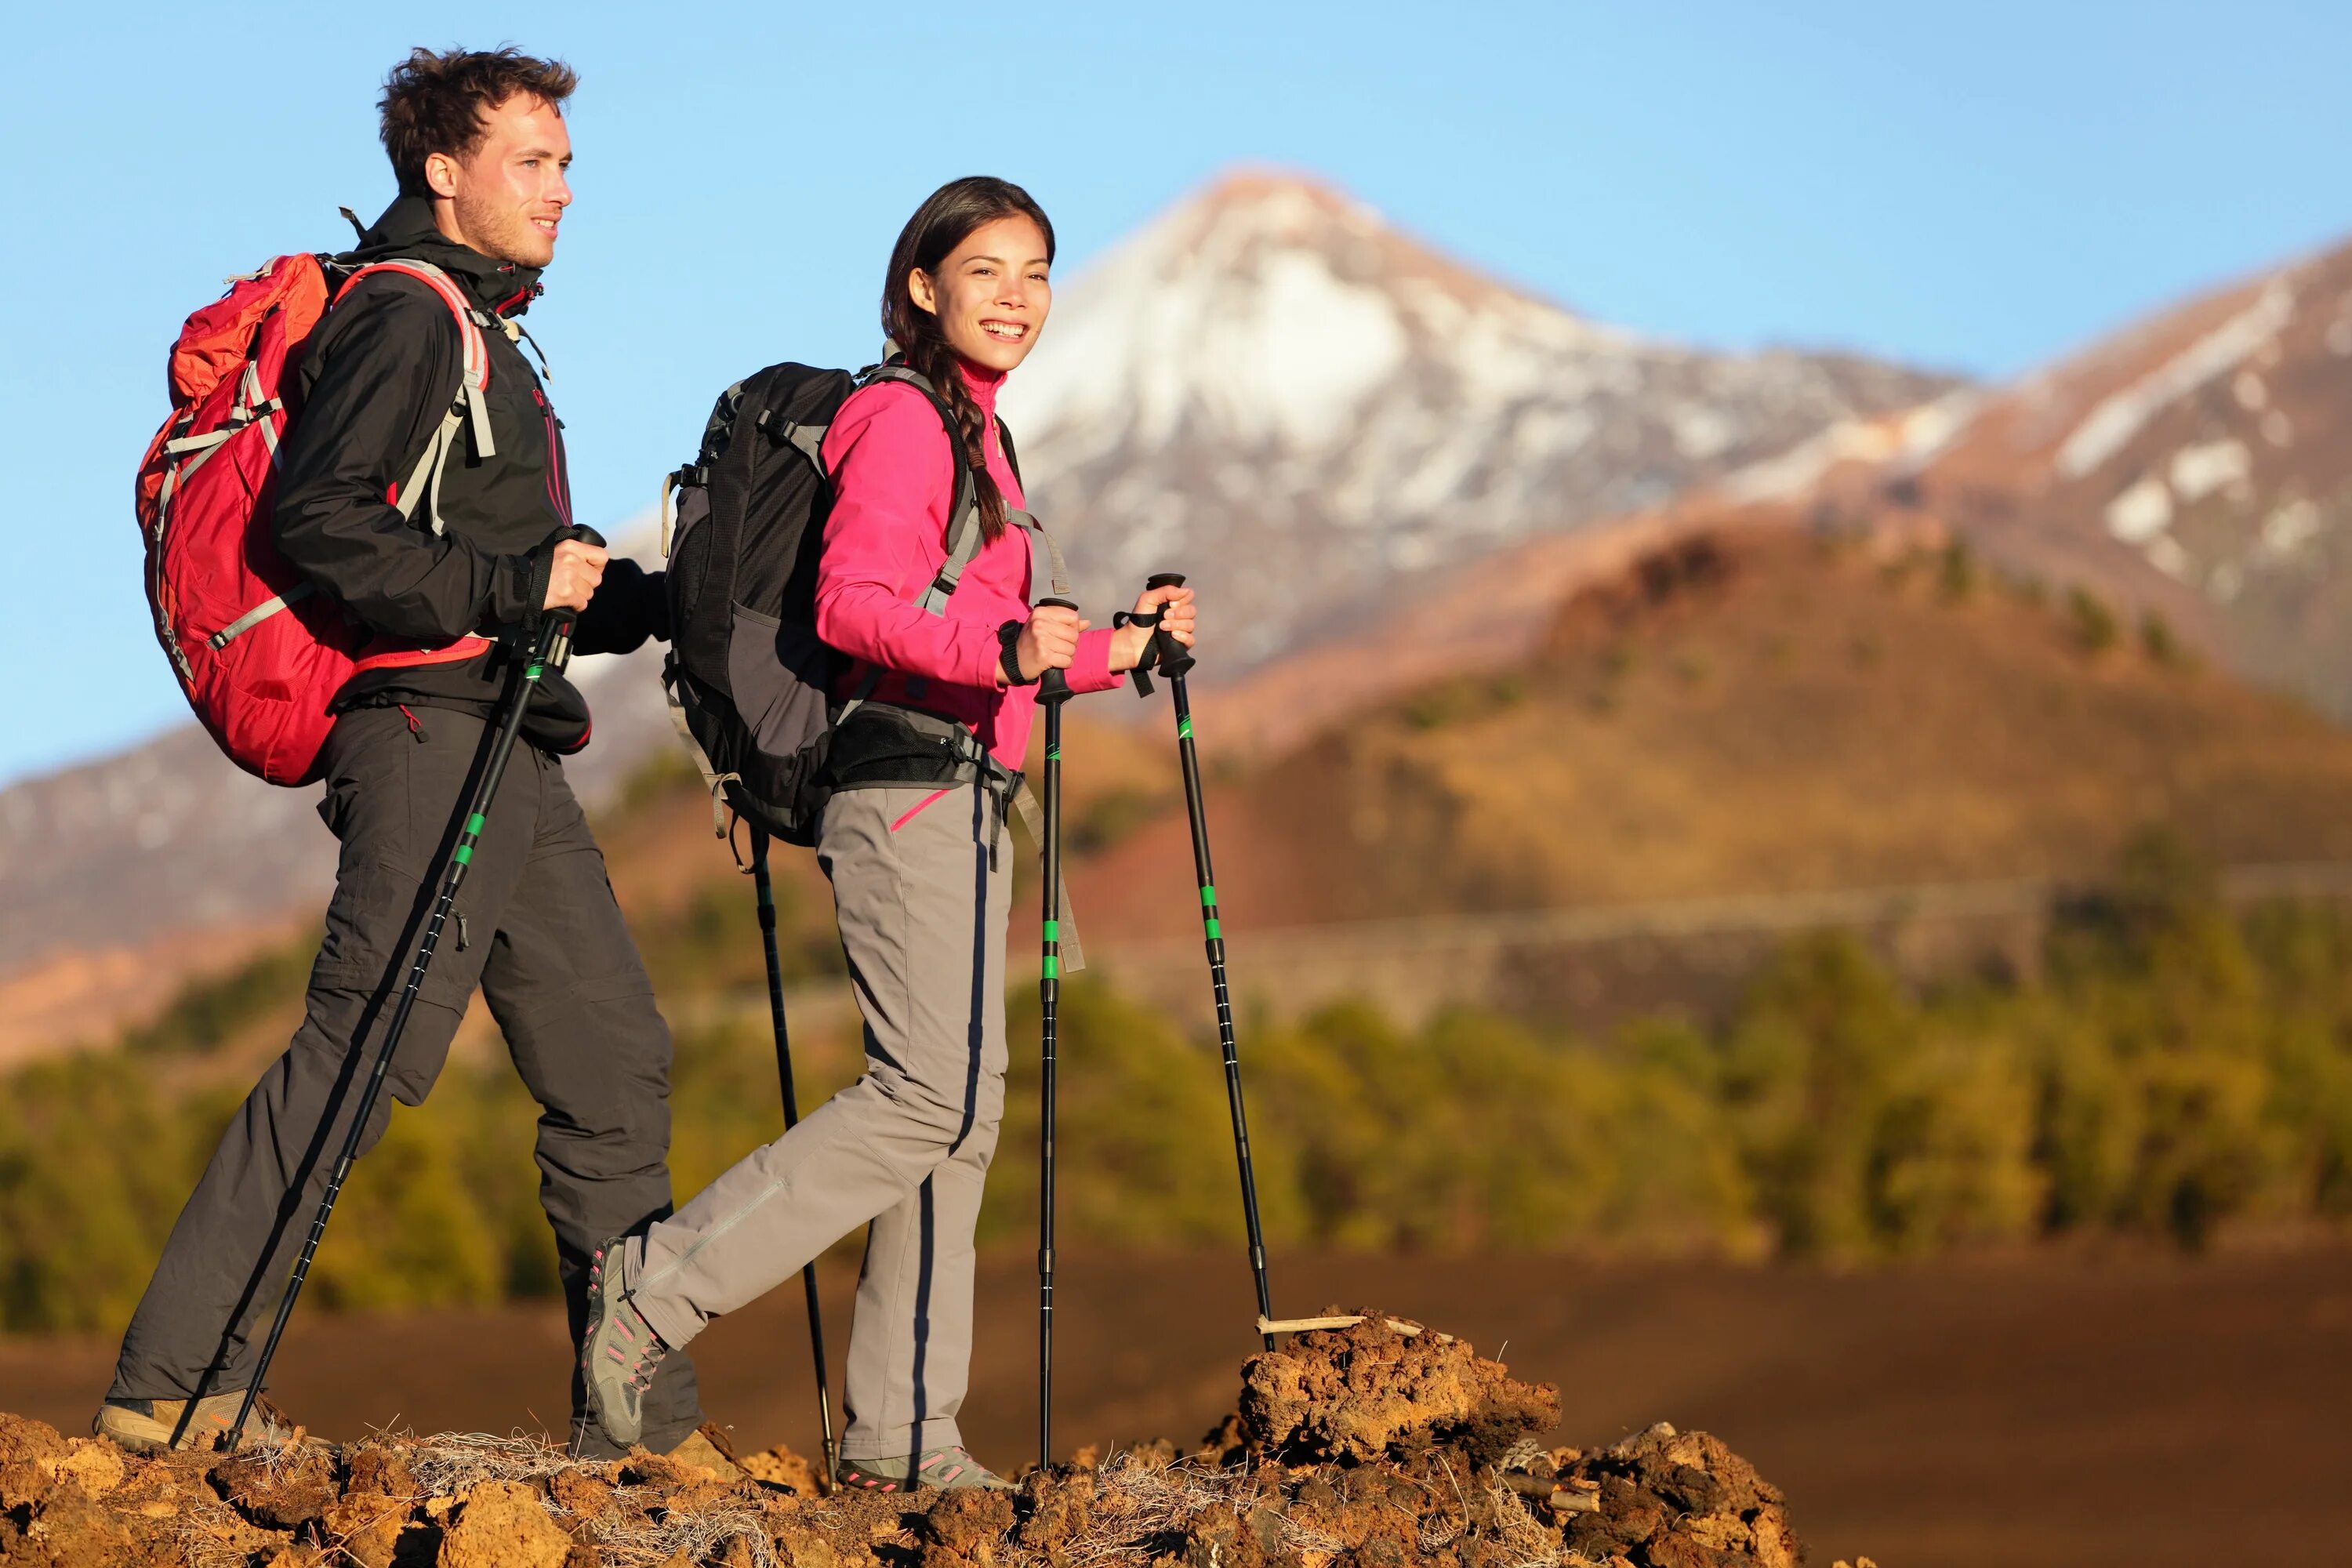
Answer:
xmin=1109 ymin=582 xmax=1197 ymax=673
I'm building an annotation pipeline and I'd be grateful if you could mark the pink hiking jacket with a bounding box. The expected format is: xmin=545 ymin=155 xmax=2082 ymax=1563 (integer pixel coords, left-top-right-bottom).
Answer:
xmin=815 ymin=362 xmax=1119 ymax=772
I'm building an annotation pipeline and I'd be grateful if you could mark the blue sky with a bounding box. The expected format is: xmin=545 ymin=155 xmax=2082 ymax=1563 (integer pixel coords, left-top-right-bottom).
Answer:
xmin=4 ymin=1 xmax=2348 ymax=787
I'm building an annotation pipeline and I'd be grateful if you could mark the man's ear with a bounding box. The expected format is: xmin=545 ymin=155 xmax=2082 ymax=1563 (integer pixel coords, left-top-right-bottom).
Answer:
xmin=424 ymin=151 xmax=461 ymax=200
xmin=908 ymin=268 xmax=938 ymax=316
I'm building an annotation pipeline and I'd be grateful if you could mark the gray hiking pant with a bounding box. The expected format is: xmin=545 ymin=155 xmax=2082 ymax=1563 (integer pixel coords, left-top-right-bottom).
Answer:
xmin=108 ymin=706 xmax=702 ymax=1458
xmin=622 ymin=781 xmax=1011 ymax=1465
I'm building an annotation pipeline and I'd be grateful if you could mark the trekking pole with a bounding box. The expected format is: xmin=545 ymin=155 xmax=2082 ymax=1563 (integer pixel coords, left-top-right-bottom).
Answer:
xmin=1034 ymin=597 xmax=1078 ymax=1472
xmin=1127 ymin=572 xmax=1276 ymax=1351
xmin=749 ymin=826 xmax=838 ymax=1486
xmin=225 ymin=527 xmax=604 ymax=1451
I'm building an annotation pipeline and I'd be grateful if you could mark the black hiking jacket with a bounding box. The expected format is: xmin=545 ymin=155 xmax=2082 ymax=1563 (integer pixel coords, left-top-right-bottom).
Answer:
xmin=273 ymin=195 xmax=665 ymax=748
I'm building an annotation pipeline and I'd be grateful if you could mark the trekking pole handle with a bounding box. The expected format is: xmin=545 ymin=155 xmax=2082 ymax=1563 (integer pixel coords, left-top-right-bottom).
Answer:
xmin=1143 ymin=572 xmax=1196 ymax=679
xmin=535 ymin=524 xmax=607 ymax=668
xmin=1036 ymin=597 xmax=1079 ymax=704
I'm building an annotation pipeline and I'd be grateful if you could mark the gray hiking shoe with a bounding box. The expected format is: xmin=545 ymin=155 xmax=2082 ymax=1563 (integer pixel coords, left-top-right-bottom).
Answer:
xmin=582 ymin=1236 xmax=669 ymax=1447
xmin=94 ymin=1391 xmax=302 ymax=1453
xmin=836 ymin=1445 xmax=1011 ymax=1493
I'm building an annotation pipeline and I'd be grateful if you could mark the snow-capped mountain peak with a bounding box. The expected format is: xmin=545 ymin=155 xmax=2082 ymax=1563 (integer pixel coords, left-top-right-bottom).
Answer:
xmin=1003 ymin=169 xmax=1956 ymax=660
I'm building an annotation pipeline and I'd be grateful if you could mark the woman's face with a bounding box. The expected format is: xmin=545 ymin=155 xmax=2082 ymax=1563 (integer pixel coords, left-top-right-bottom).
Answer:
xmin=910 ymin=215 xmax=1053 ymax=372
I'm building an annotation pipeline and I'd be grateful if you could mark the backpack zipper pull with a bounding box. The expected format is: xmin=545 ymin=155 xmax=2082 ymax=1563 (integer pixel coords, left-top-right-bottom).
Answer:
xmin=456 ymin=913 xmax=470 ymax=952
xmin=397 ymin=703 xmax=429 ymax=743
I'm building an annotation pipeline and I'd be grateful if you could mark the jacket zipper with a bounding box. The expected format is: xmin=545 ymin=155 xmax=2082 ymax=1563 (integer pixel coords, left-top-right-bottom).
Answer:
xmin=535 ymin=387 xmax=572 ymax=527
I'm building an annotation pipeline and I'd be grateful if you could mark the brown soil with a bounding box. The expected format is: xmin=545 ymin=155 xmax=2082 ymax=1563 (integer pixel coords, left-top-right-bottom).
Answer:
xmin=1072 ymin=521 xmax=2352 ymax=942
xmin=7 ymin=1247 xmax=2347 ymax=1566
xmin=0 ymin=1316 xmax=1788 ymax=1568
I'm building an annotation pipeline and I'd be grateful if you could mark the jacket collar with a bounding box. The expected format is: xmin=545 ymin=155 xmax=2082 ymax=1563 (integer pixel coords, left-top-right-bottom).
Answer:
xmin=349 ymin=194 xmax=545 ymax=319
xmin=956 ymin=357 xmax=1007 ymax=416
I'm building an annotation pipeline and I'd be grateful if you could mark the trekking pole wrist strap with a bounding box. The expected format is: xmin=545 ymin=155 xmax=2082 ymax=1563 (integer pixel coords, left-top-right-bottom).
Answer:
xmin=997 ymin=620 xmax=1039 ymax=686
xmin=1112 ymin=608 xmax=1165 ymax=695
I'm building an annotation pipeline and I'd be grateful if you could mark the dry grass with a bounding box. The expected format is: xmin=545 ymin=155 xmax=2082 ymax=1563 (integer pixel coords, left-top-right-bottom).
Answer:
xmin=1048 ymin=1451 xmax=1345 ymax=1568
xmin=587 ymin=1497 xmax=779 ymax=1568
xmin=404 ymin=1428 xmax=580 ymax=1494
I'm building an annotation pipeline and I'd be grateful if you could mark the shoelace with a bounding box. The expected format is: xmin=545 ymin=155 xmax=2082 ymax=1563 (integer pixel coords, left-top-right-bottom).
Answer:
xmin=602 ymin=1301 xmax=667 ymax=1392
xmin=586 ymin=1244 xmax=668 ymax=1393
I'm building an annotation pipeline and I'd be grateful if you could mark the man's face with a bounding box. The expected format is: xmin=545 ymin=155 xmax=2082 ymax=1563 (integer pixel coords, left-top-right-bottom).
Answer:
xmin=426 ymin=94 xmax=572 ymax=268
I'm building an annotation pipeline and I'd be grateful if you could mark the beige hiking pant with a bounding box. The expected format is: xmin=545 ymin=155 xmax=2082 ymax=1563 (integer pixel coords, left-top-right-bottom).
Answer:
xmin=625 ymin=781 xmax=1010 ymax=1464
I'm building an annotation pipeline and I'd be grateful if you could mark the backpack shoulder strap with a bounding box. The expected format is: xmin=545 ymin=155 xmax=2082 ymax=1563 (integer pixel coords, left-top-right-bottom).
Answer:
xmin=341 ymin=260 xmax=496 ymax=534
xmin=858 ymin=365 xmax=986 ymax=617
xmin=996 ymin=416 xmax=1022 ymax=488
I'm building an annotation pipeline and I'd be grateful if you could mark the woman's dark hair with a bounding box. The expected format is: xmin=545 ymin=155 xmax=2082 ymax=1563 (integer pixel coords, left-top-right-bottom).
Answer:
xmin=881 ymin=177 xmax=1056 ymax=543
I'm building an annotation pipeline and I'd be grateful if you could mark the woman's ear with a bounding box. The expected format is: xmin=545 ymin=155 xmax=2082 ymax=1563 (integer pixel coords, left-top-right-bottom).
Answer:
xmin=908 ymin=268 xmax=938 ymax=316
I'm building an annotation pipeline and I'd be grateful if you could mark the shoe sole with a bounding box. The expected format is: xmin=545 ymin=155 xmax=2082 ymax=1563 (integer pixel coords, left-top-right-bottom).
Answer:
xmin=93 ymin=1411 xmax=183 ymax=1454
xmin=93 ymin=1407 xmax=295 ymax=1454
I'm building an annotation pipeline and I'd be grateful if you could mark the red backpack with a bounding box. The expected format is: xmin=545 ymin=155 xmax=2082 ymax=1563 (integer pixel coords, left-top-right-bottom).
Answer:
xmin=136 ymin=253 xmax=499 ymax=786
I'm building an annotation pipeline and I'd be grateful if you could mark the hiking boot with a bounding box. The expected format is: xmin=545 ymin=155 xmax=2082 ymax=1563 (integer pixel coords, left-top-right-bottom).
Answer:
xmin=836 ymin=1445 xmax=1011 ymax=1493
xmin=667 ymin=1425 xmax=744 ymax=1483
xmin=94 ymin=1391 xmax=303 ymax=1454
xmin=582 ymin=1235 xmax=669 ymax=1447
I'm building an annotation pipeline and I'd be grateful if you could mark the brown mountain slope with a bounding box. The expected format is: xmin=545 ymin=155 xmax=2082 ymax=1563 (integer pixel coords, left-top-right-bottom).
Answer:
xmin=1777 ymin=231 xmax=2352 ymax=718
xmin=1072 ymin=518 xmax=2352 ymax=942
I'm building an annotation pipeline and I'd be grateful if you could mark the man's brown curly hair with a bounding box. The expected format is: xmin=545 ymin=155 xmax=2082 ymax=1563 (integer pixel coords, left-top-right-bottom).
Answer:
xmin=379 ymin=46 xmax=578 ymax=198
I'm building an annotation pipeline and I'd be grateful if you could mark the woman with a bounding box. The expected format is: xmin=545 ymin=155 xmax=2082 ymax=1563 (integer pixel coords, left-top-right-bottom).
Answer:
xmin=581 ymin=177 xmax=1194 ymax=1489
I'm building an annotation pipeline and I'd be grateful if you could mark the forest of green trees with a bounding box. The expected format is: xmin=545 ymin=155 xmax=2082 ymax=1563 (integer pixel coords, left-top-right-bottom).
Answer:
xmin=4 ymin=831 xmax=2350 ymax=1332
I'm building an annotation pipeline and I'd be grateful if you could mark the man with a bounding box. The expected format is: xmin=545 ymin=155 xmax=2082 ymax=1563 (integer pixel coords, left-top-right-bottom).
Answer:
xmin=98 ymin=46 xmax=715 ymax=1468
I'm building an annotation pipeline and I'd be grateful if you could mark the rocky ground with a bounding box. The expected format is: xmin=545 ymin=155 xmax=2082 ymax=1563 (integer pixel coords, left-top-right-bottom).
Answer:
xmin=0 ymin=1312 xmax=1856 ymax=1568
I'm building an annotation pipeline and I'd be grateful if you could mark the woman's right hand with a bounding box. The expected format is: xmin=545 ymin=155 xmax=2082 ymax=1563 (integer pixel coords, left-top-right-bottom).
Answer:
xmin=1011 ymin=603 xmax=1086 ymax=682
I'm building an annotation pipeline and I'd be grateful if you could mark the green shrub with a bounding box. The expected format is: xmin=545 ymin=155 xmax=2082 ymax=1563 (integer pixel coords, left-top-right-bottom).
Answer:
xmin=2067 ymin=586 xmax=2119 ymax=653
xmin=13 ymin=831 xmax=2352 ymax=1327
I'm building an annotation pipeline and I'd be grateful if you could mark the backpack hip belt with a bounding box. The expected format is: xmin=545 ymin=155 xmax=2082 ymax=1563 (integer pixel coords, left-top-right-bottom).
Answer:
xmin=827 ymin=701 xmax=1079 ymax=967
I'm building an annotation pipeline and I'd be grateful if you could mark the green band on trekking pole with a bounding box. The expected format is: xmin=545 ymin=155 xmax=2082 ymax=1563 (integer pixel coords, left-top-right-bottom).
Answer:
xmin=465 ymin=812 xmax=486 ymax=837
xmin=454 ymin=844 xmax=473 ymax=865
xmin=1042 ymin=956 xmax=1059 ymax=979
xmin=1178 ymin=716 xmax=1193 ymax=740
xmin=1200 ymin=885 xmax=1217 ymax=906
xmin=1044 ymin=920 xmax=1058 ymax=941
xmin=1203 ymin=916 xmax=1221 ymax=938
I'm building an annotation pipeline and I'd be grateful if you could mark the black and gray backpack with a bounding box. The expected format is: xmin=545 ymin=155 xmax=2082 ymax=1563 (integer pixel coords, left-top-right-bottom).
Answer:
xmin=661 ymin=361 xmax=1003 ymax=846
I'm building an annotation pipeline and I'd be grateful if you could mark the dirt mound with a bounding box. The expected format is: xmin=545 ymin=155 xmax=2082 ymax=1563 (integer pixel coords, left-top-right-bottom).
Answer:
xmin=1239 ymin=1311 xmax=1561 ymax=1466
xmin=0 ymin=1316 xmax=1826 ymax=1567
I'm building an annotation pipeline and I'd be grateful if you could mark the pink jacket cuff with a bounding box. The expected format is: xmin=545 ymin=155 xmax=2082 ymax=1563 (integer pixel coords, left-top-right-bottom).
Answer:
xmin=1069 ymin=627 xmax=1121 ymax=695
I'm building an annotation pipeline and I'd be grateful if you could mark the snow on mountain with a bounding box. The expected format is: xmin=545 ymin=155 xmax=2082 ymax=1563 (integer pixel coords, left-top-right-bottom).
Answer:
xmin=1001 ymin=171 xmax=1960 ymax=661
xmin=2 ymin=173 xmax=1957 ymax=1046
xmin=1876 ymin=231 xmax=2352 ymax=719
